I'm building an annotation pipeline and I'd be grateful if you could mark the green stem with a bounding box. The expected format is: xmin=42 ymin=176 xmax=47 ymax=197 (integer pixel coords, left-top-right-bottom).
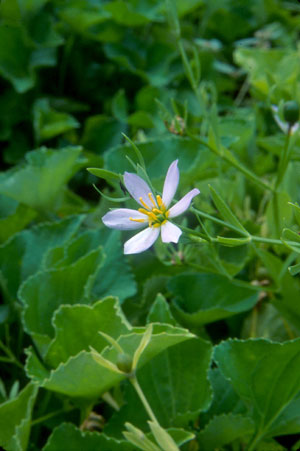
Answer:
xmin=182 ymin=213 xmax=300 ymax=249
xmin=0 ymin=339 xmax=23 ymax=370
xmin=191 ymin=207 xmax=248 ymax=236
xmin=189 ymin=134 xmax=274 ymax=192
xmin=275 ymin=127 xmax=292 ymax=189
xmin=31 ymin=406 xmax=75 ymax=426
xmin=130 ymin=376 xmax=159 ymax=425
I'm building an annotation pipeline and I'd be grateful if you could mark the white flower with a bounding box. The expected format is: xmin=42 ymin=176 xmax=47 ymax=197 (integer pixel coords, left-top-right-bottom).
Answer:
xmin=102 ymin=160 xmax=200 ymax=254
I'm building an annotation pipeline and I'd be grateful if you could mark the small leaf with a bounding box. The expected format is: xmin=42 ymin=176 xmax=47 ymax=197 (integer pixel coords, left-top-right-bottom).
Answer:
xmin=148 ymin=421 xmax=179 ymax=451
xmin=216 ymin=236 xmax=251 ymax=247
xmin=289 ymin=262 xmax=300 ymax=276
xmin=209 ymin=185 xmax=248 ymax=233
xmin=87 ymin=167 xmax=120 ymax=182
xmin=132 ymin=324 xmax=153 ymax=371
xmin=123 ymin=423 xmax=161 ymax=451
xmin=90 ymin=347 xmax=123 ymax=375
xmin=0 ymin=382 xmax=38 ymax=451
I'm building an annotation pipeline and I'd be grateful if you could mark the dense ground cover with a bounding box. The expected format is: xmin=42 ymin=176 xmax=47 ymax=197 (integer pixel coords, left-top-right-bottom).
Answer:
xmin=1 ymin=0 xmax=300 ymax=450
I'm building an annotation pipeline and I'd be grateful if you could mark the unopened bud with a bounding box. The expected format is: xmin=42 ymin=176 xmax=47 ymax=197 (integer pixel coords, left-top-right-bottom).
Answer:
xmin=116 ymin=353 xmax=132 ymax=373
xmin=283 ymin=100 xmax=300 ymax=125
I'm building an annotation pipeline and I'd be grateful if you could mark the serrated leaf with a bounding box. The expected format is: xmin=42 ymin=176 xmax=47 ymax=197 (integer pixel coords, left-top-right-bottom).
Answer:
xmin=0 ymin=215 xmax=84 ymax=300
xmin=45 ymin=297 xmax=131 ymax=368
xmin=104 ymin=338 xmax=212 ymax=435
xmin=20 ymin=247 xmax=104 ymax=355
xmin=43 ymin=422 xmax=133 ymax=451
xmin=0 ymin=382 xmax=38 ymax=451
xmin=214 ymin=338 xmax=300 ymax=441
xmin=146 ymin=294 xmax=177 ymax=326
xmin=198 ymin=413 xmax=254 ymax=450
xmin=26 ymin=324 xmax=194 ymax=398
xmin=0 ymin=146 xmax=83 ymax=210
xmin=45 ymin=229 xmax=137 ymax=302
xmin=168 ymin=273 xmax=258 ymax=326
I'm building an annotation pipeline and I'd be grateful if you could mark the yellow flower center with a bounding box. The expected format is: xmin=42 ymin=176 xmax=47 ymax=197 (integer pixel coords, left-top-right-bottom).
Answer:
xmin=129 ymin=193 xmax=169 ymax=227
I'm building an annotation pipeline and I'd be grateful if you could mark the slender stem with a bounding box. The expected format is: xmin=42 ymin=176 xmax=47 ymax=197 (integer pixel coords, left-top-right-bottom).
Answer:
xmin=31 ymin=406 xmax=75 ymax=426
xmin=191 ymin=207 xmax=248 ymax=236
xmin=275 ymin=127 xmax=292 ymax=189
xmin=189 ymin=134 xmax=274 ymax=192
xmin=130 ymin=376 xmax=159 ymax=425
xmin=0 ymin=339 xmax=23 ymax=369
xmin=188 ymin=208 xmax=300 ymax=249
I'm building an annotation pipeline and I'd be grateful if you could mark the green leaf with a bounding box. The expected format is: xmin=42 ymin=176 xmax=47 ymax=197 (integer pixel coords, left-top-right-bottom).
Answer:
xmin=0 ymin=23 xmax=56 ymax=93
xmin=214 ymin=338 xmax=300 ymax=441
xmin=123 ymin=422 xmax=160 ymax=451
xmin=45 ymin=297 xmax=130 ymax=368
xmin=104 ymin=136 xmax=210 ymax=194
xmin=0 ymin=195 xmax=36 ymax=244
xmin=20 ymin=247 xmax=104 ymax=354
xmin=0 ymin=146 xmax=83 ymax=210
xmin=281 ymin=228 xmax=300 ymax=253
xmin=104 ymin=338 xmax=212 ymax=435
xmin=148 ymin=421 xmax=179 ymax=451
xmin=26 ymin=324 xmax=194 ymax=398
xmin=33 ymin=98 xmax=79 ymax=142
xmin=168 ymin=273 xmax=258 ymax=327
xmin=0 ymin=215 xmax=84 ymax=300
xmin=216 ymin=236 xmax=251 ymax=247
xmin=86 ymin=167 xmax=120 ymax=182
xmin=198 ymin=414 xmax=254 ymax=451
xmin=146 ymin=294 xmax=177 ymax=326
xmin=0 ymin=382 xmax=38 ymax=451
xmin=209 ymin=185 xmax=248 ymax=233
xmin=289 ymin=262 xmax=300 ymax=276
xmin=48 ymin=229 xmax=137 ymax=302
xmin=43 ymin=422 xmax=133 ymax=451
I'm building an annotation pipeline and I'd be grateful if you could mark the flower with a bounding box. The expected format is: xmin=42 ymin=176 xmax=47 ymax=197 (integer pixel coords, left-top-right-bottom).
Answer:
xmin=102 ymin=160 xmax=200 ymax=254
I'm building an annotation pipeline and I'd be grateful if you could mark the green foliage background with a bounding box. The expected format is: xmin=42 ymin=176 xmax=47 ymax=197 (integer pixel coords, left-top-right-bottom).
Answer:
xmin=1 ymin=0 xmax=300 ymax=450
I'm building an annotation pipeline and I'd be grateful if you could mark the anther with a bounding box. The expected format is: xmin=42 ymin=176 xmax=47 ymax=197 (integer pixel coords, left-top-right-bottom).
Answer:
xmin=148 ymin=193 xmax=156 ymax=207
xmin=156 ymin=195 xmax=164 ymax=209
xmin=139 ymin=197 xmax=150 ymax=210
xmin=129 ymin=217 xmax=146 ymax=223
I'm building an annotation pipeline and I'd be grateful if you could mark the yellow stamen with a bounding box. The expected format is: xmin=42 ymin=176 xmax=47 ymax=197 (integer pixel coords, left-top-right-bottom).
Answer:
xmin=152 ymin=208 xmax=163 ymax=215
xmin=129 ymin=217 xmax=146 ymax=223
xmin=148 ymin=192 xmax=156 ymax=207
xmin=138 ymin=208 xmax=157 ymax=221
xmin=153 ymin=222 xmax=161 ymax=228
xmin=139 ymin=197 xmax=150 ymax=210
xmin=156 ymin=195 xmax=163 ymax=208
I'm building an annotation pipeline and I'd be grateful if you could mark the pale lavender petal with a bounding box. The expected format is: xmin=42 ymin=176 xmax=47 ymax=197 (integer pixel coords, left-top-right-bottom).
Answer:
xmin=161 ymin=221 xmax=182 ymax=243
xmin=124 ymin=172 xmax=156 ymax=208
xmin=168 ymin=188 xmax=200 ymax=218
xmin=102 ymin=209 xmax=147 ymax=230
xmin=162 ymin=159 xmax=179 ymax=208
xmin=124 ymin=227 xmax=160 ymax=254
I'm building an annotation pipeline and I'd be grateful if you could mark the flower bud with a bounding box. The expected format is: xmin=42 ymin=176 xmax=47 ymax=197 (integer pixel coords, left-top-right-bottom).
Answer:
xmin=283 ymin=101 xmax=300 ymax=125
xmin=116 ymin=353 xmax=132 ymax=373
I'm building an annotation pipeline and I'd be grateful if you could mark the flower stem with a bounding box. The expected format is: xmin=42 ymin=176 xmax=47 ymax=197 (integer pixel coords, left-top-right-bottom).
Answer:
xmin=0 ymin=339 xmax=23 ymax=370
xmin=275 ymin=126 xmax=292 ymax=189
xmin=130 ymin=376 xmax=159 ymax=425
